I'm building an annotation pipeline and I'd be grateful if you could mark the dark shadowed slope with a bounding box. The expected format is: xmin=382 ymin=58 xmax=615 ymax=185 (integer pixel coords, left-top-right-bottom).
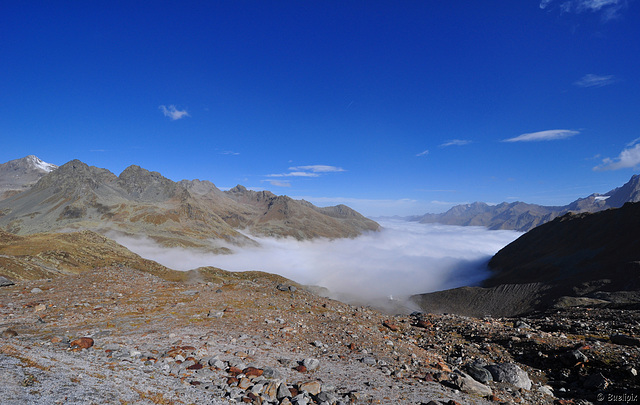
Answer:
xmin=412 ymin=202 xmax=640 ymax=317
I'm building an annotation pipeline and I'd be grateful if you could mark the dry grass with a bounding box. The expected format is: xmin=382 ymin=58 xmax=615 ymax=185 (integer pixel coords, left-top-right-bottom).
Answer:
xmin=0 ymin=344 xmax=51 ymax=371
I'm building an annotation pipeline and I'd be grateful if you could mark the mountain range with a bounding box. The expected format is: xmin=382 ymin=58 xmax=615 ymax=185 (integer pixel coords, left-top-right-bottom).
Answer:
xmin=0 ymin=156 xmax=379 ymax=251
xmin=412 ymin=174 xmax=640 ymax=231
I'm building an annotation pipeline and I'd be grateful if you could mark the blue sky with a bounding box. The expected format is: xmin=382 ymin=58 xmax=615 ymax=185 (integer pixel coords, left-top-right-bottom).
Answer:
xmin=2 ymin=1 xmax=639 ymax=216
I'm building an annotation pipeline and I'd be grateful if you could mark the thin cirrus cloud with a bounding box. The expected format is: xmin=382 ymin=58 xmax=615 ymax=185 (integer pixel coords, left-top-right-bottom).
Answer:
xmin=594 ymin=139 xmax=640 ymax=171
xmin=416 ymin=149 xmax=429 ymax=157
xmin=266 ymin=180 xmax=291 ymax=187
xmin=440 ymin=139 xmax=472 ymax=147
xmin=540 ymin=0 xmax=627 ymax=20
xmin=574 ymin=74 xmax=616 ymax=88
xmin=267 ymin=165 xmax=345 ymax=178
xmin=159 ymin=105 xmax=190 ymax=120
xmin=502 ymin=129 xmax=579 ymax=143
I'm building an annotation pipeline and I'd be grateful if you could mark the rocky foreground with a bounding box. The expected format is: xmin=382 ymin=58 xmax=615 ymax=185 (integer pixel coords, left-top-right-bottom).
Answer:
xmin=2 ymin=267 xmax=639 ymax=405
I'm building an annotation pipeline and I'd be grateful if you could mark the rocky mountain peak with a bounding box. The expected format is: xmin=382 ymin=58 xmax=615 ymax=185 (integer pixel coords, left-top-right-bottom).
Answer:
xmin=117 ymin=165 xmax=177 ymax=201
xmin=0 ymin=155 xmax=57 ymax=174
xmin=0 ymin=155 xmax=59 ymax=199
xmin=32 ymin=159 xmax=115 ymax=193
xmin=605 ymin=174 xmax=640 ymax=207
xmin=23 ymin=155 xmax=58 ymax=172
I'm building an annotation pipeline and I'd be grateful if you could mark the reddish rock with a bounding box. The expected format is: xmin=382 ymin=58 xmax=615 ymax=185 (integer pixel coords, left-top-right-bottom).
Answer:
xmin=416 ymin=319 xmax=432 ymax=328
xmin=243 ymin=367 xmax=263 ymax=378
xmin=423 ymin=373 xmax=436 ymax=382
xmin=247 ymin=392 xmax=260 ymax=403
xmin=434 ymin=361 xmax=451 ymax=372
xmin=294 ymin=365 xmax=307 ymax=373
xmin=228 ymin=366 xmax=243 ymax=376
xmin=187 ymin=362 xmax=203 ymax=370
xmin=227 ymin=377 xmax=239 ymax=385
xmin=70 ymin=337 xmax=94 ymax=349
xmin=383 ymin=320 xmax=399 ymax=331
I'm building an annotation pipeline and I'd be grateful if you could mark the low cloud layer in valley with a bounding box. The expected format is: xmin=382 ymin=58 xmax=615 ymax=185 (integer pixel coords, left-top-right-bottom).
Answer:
xmin=114 ymin=220 xmax=522 ymax=309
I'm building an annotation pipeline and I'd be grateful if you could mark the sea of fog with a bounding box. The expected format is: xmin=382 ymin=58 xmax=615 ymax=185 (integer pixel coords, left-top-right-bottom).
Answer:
xmin=113 ymin=219 xmax=522 ymax=307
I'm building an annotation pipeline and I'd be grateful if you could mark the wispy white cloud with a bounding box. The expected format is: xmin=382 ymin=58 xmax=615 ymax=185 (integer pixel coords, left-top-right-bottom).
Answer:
xmin=290 ymin=165 xmax=345 ymax=173
xmin=440 ymin=139 xmax=472 ymax=147
xmin=159 ymin=105 xmax=190 ymax=120
xmin=416 ymin=149 xmax=429 ymax=157
xmin=220 ymin=151 xmax=240 ymax=156
xmin=574 ymin=73 xmax=616 ymax=88
xmin=540 ymin=0 xmax=627 ymax=21
xmin=267 ymin=171 xmax=320 ymax=178
xmin=503 ymin=129 xmax=579 ymax=142
xmin=594 ymin=140 xmax=640 ymax=171
xmin=266 ymin=165 xmax=344 ymax=178
xmin=267 ymin=180 xmax=291 ymax=187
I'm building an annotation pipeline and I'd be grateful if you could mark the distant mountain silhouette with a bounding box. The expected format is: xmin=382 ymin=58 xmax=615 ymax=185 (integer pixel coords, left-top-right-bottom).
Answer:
xmin=413 ymin=175 xmax=640 ymax=231
xmin=0 ymin=157 xmax=379 ymax=250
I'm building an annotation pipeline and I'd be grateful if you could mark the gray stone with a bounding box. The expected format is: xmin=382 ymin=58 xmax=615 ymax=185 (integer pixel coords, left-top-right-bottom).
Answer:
xmin=292 ymin=394 xmax=309 ymax=405
xmin=302 ymin=358 xmax=320 ymax=371
xmin=208 ymin=310 xmax=224 ymax=318
xmin=450 ymin=370 xmax=492 ymax=396
xmin=361 ymin=356 xmax=376 ymax=366
xmin=210 ymin=359 xmax=226 ymax=369
xmin=563 ymin=349 xmax=588 ymax=365
xmin=317 ymin=391 xmax=336 ymax=403
xmin=31 ymin=287 xmax=43 ymax=293
xmin=0 ymin=276 xmax=15 ymax=287
xmin=465 ymin=363 xmax=493 ymax=383
xmin=277 ymin=383 xmax=292 ymax=399
xmin=485 ymin=363 xmax=532 ymax=390
xmin=262 ymin=366 xmax=279 ymax=379
xmin=538 ymin=385 xmax=554 ymax=397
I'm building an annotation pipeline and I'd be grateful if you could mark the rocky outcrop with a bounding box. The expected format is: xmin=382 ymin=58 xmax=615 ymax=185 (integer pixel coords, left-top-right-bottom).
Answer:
xmin=0 ymin=158 xmax=379 ymax=249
